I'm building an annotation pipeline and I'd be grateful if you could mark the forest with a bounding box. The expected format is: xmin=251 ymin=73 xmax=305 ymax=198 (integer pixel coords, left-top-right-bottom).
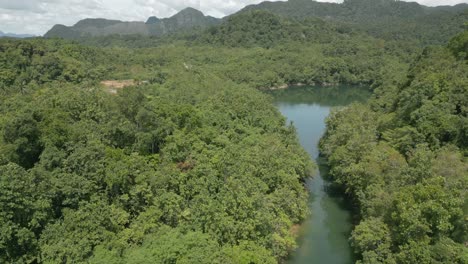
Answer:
xmin=1 ymin=0 xmax=467 ymax=263
xmin=1 ymin=11 xmax=419 ymax=94
xmin=0 ymin=38 xmax=314 ymax=263
xmin=320 ymin=29 xmax=468 ymax=263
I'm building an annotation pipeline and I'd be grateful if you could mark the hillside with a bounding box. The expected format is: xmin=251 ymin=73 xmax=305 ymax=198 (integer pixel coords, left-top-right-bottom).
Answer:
xmin=240 ymin=0 xmax=468 ymax=44
xmin=197 ymin=10 xmax=334 ymax=48
xmin=44 ymin=7 xmax=220 ymax=39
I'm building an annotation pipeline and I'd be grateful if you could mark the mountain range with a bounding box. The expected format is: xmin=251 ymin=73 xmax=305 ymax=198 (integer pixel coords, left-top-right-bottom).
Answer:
xmin=44 ymin=0 xmax=468 ymax=44
xmin=44 ymin=7 xmax=220 ymax=39
xmin=0 ymin=31 xmax=35 ymax=38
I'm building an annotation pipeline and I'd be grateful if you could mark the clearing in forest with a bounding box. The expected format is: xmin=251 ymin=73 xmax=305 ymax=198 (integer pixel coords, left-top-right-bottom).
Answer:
xmin=100 ymin=80 xmax=136 ymax=94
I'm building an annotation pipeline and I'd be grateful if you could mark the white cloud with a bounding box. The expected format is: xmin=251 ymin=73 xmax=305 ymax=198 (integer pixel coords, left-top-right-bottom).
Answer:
xmin=0 ymin=0 xmax=466 ymax=35
xmin=417 ymin=0 xmax=468 ymax=5
xmin=0 ymin=0 xmax=59 ymax=13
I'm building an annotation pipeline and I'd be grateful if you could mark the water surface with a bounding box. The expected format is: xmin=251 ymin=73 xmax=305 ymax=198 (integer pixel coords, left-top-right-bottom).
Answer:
xmin=269 ymin=85 xmax=370 ymax=264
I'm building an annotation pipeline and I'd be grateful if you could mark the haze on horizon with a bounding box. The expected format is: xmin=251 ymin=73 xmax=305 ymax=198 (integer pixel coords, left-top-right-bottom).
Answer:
xmin=1 ymin=0 xmax=467 ymax=35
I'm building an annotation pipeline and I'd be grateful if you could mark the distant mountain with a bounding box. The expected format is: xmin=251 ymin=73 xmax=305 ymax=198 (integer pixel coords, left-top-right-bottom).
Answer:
xmin=0 ymin=31 xmax=35 ymax=38
xmin=45 ymin=7 xmax=220 ymax=39
xmin=238 ymin=0 xmax=468 ymax=44
xmin=146 ymin=16 xmax=160 ymax=24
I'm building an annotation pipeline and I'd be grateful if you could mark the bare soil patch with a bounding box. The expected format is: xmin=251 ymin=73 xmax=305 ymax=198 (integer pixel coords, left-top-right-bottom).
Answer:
xmin=100 ymin=80 xmax=136 ymax=94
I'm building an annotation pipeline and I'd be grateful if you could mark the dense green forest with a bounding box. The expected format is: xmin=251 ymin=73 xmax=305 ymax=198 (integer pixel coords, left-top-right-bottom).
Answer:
xmin=1 ymin=0 xmax=467 ymax=263
xmin=0 ymin=42 xmax=314 ymax=263
xmin=2 ymin=11 xmax=416 ymax=93
xmin=320 ymin=29 xmax=468 ymax=263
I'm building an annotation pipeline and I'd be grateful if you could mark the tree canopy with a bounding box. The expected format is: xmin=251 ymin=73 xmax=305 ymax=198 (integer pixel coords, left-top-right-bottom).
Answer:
xmin=0 ymin=4 xmax=467 ymax=263
xmin=320 ymin=30 xmax=468 ymax=264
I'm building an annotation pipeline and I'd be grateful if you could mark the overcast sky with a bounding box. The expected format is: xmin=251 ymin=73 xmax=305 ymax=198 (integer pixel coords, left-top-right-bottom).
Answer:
xmin=1 ymin=0 xmax=467 ymax=35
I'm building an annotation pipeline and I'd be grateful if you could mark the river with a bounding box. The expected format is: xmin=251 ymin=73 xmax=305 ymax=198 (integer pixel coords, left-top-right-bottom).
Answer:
xmin=269 ymin=85 xmax=371 ymax=264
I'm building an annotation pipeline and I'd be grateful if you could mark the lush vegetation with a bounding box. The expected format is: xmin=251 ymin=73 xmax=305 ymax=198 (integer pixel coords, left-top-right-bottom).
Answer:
xmin=0 ymin=39 xmax=315 ymax=263
xmin=4 ymin=11 xmax=417 ymax=93
xmin=320 ymin=29 xmax=468 ymax=263
xmin=1 ymin=2 xmax=467 ymax=263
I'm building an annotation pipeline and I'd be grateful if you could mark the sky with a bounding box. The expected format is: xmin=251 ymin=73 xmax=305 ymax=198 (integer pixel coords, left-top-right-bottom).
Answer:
xmin=0 ymin=0 xmax=467 ymax=35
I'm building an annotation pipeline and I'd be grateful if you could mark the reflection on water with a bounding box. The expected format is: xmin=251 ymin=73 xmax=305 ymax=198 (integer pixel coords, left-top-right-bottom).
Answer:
xmin=269 ymin=85 xmax=370 ymax=264
xmin=269 ymin=85 xmax=371 ymax=107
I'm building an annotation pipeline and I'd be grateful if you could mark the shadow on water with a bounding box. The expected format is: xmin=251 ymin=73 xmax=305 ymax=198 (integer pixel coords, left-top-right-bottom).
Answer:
xmin=318 ymin=156 xmax=358 ymax=210
xmin=269 ymin=85 xmax=370 ymax=264
xmin=317 ymin=156 xmax=354 ymax=213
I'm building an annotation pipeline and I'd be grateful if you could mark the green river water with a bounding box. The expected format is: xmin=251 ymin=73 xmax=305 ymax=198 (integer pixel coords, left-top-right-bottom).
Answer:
xmin=270 ymin=85 xmax=371 ymax=264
